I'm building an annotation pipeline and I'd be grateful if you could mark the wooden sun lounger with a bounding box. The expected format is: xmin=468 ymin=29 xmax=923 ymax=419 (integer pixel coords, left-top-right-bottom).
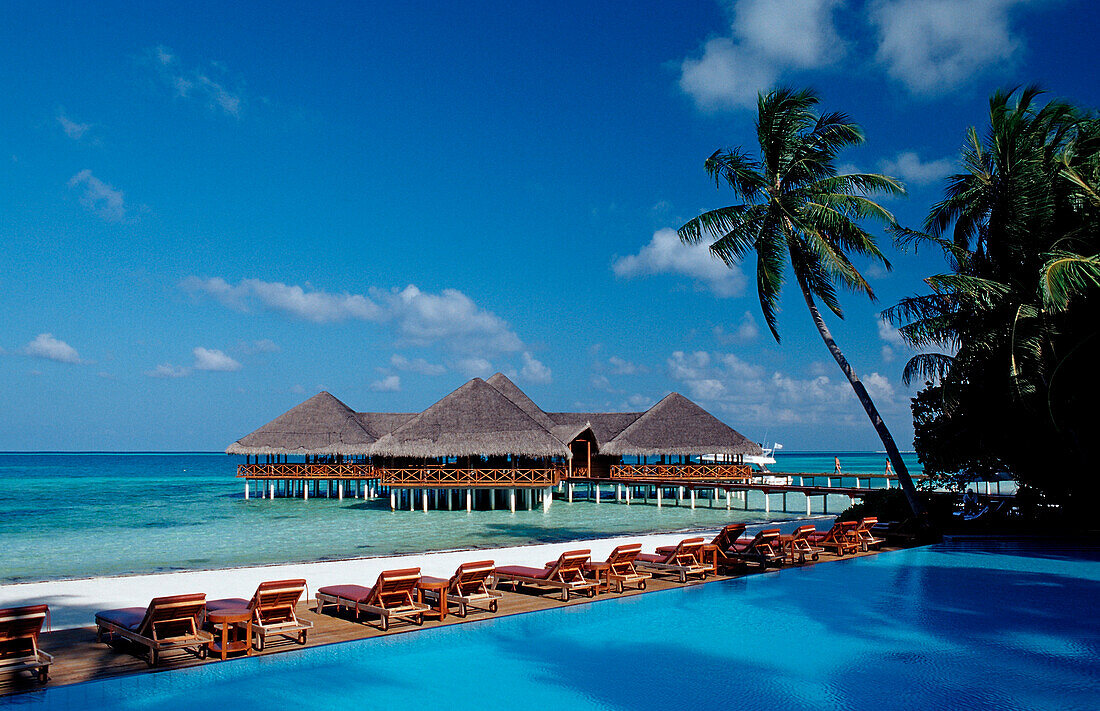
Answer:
xmin=590 ymin=544 xmax=652 ymax=593
xmin=493 ymin=550 xmax=597 ymax=601
xmin=635 ymin=537 xmax=710 ymax=582
xmin=95 ymin=594 xmax=212 ymax=667
xmin=0 ymin=605 xmax=53 ymax=683
xmin=680 ymin=523 xmax=748 ymax=572
xmin=785 ymin=524 xmax=825 ymax=564
xmin=807 ymin=520 xmax=860 ymax=556
xmin=208 ymin=579 xmax=314 ymax=650
xmin=854 ymin=517 xmax=887 ymax=551
xmin=723 ymin=529 xmax=785 ymax=568
xmin=315 ymin=568 xmax=430 ymax=630
xmin=439 ymin=561 xmax=502 ymax=617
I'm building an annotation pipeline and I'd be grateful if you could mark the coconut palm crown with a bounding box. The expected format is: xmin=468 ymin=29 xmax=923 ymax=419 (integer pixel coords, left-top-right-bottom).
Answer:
xmin=678 ymin=87 xmax=925 ymax=518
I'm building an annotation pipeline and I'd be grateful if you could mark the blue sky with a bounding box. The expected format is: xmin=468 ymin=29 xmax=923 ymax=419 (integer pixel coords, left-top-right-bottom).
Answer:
xmin=2 ymin=0 xmax=1097 ymax=451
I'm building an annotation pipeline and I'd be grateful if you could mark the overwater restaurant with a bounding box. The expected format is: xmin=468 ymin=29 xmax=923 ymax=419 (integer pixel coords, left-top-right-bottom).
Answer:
xmin=227 ymin=373 xmax=763 ymax=511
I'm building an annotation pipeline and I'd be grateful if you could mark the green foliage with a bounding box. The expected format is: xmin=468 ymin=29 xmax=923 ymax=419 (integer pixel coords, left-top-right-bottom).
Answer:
xmin=678 ymin=86 xmax=924 ymax=519
xmin=678 ymin=87 xmax=903 ymax=342
xmin=888 ymin=87 xmax=1100 ymax=515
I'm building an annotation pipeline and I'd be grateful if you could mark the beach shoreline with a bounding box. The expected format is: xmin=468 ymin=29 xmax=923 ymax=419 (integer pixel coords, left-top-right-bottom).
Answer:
xmin=0 ymin=517 xmax=826 ymax=630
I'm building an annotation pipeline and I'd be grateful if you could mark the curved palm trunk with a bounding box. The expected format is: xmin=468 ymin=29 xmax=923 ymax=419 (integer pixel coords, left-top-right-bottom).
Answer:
xmin=796 ymin=279 xmax=926 ymax=519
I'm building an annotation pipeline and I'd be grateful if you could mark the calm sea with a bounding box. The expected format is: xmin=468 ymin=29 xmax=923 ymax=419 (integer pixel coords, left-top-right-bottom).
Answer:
xmin=0 ymin=452 xmax=921 ymax=583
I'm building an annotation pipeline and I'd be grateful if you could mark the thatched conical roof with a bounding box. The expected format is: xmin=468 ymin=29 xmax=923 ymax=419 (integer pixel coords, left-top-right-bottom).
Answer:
xmin=600 ymin=393 xmax=762 ymax=456
xmin=370 ymin=378 xmax=570 ymax=458
xmin=485 ymin=372 xmax=557 ymax=430
xmin=226 ymin=391 xmax=376 ymax=455
xmin=548 ymin=412 xmax=642 ymax=446
xmin=356 ymin=412 xmax=417 ymax=439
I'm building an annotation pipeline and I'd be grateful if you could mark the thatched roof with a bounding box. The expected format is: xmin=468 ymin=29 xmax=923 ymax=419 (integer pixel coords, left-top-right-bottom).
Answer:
xmin=548 ymin=412 xmax=642 ymax=446
xmin=356 ymin=412 xmax=416 ymax=439
xmin=226 ymin=391 xmax=377 ymax=455
xmin=228 ymin=378 xmax=761 ymax=460
xmin=485 ymin=372 xmax=557 ymax=430
xmin=370 ymin=378 xmax=570 ymax=458
xmin=600 ymin=393 xmax=762 ymax=457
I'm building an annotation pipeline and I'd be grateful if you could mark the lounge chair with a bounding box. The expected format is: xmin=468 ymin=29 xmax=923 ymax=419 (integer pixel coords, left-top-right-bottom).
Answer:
xmin=854 ymin=517 xmax=887 ymax=551
xmin=588 ymin=544 xmax=652 ymax=593
xmin=316 ymin=568 xmax=430 ymax=630
xmin=722 ymin=528 xmax=784 ymax=568
xmin=95 ymin=594 xmax=212 ymax=667
xmin=208 ymin=579 xmax=314 ymax=650
xmin=635 ymin=537 xmax=710 ymax=582
xmin=658 ymin=524 xmax=746 ymax=574
xmin=493 ymin=550 xmax=597 ymax=601
xmin=0 ymin=605 xmax=53 ymax=683
xmin=807 ymin=520 xmax=860 ymax=556
xmin=784 ymin=524 xmax=825 ymax=564
xmin=439 ymin=561 xmax=502 ymax=617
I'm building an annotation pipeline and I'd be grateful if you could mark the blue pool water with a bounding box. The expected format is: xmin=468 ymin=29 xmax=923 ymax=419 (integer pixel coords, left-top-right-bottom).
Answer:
xmin=10 ymin=541 xmax=1098 ymax=710
xmin=0 ymin=452 xmax=922 ymax=582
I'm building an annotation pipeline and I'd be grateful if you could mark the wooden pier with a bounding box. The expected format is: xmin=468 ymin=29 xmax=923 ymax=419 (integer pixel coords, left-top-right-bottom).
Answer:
xmin=562 ymin=471 xmax=930 ymax=516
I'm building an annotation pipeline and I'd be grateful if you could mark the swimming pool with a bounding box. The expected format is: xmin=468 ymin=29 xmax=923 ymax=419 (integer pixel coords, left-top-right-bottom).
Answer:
xmin=9 ymin=541 xmax=1098 ymax=710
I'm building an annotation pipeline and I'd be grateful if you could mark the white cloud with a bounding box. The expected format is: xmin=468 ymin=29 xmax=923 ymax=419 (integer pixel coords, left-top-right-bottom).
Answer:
xmin=607 ymin=356 xmax=646 ymax=375
xmin=666 ymin=349 xmax=905 ymax=426
xmin=192 ymin=347 xmax=241 ymax=372
xmin=613 ymin=228 xmax=745 ymax=298
xmin=390 ymin=354 xmax=446 ymax=376
xmin=182 ymin=277 xmax=524 ymax=356
xmin=146 ymin=363 xmax=190 ymax=378
xmin=679 ymin=0 xmax=846 ymax=110
xmin=182 ymin=277 xmax=381 ymax=323
xmin=290 ymin=384 xmax=306 ymax=394
xmin=877 ymin=317 xmax=905 ymax=346
xmin=68 ymin=170 xmax=125 ymax=221
xmin=382 ymin=285 xmax=522 ymax=354
xmin=150 ymin=46 xmax=243 ymax=117
xmin=869 ymin=0 xmax=1028 ymax=95
xmin=369 ymin=375 xmax=401 ymax=392
xmin=24 ymin=333 xmax=83 ymax=364
xmin=454 ymin=357 xmax=492 ymax=378
xmin=57 ymin=113 xmax=90 ymax=139
xmin=145 ymin=346 xmax=241 ymax=378
xmin=519 ymin=352 xmax=552 ymax=384
xmin=713 ymin=311 xmax=759 ymax=344
xmin=863 ymin=372 xmax=896 ymax=401
xmin=237 ymin=338 xmax=281 ymax=354
xmin=591 ymin=374 xmax=622 ymax=394
xmin=879 ymin=151 xmax=955 ymax=186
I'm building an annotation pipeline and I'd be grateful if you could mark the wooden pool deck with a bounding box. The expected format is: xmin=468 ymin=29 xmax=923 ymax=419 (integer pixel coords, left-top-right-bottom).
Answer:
xmin=1 ymin=545 xmax=902 ymax=697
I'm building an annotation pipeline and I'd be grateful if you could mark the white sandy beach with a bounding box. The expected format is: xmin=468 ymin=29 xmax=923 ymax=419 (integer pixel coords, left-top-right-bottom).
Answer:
xmin=0 ymin=519 xmax=825 ymax=630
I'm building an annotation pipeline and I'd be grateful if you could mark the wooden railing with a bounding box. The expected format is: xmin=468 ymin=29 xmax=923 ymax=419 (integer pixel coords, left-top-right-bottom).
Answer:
xmin=236 ymin=463 xmax=374 ymax=479
xmin=379 ymin=467 xmax=563 ymax=487
xmin=606 ymin=463 xmax=754 ymax=482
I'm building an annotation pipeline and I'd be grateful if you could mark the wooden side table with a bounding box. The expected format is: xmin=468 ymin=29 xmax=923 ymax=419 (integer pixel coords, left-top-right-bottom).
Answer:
xmin=207 ymin=608 xmax=252 ymax=661
xmin=417 ymin=577 xmax=449 ymax=621
xmin=582 ymin=561 xmax=611 ymax=593
xmin=700 ymin=545 xmax=719 ymax=574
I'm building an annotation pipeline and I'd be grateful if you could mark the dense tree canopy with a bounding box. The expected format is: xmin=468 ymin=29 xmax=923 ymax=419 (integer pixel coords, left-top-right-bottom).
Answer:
xmin=887 ymin=87 xmax=1100 ymax=517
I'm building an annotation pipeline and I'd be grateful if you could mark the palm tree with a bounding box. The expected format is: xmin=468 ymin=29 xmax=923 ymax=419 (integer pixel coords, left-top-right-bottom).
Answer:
xmin=885 ymin=88 xmax=1100 ymax=510
xmin=677 ymin=87 xmax=924 ymax=518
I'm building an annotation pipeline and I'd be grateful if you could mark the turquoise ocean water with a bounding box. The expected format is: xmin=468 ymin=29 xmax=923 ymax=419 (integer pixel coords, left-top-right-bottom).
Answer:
xmin=0 ymin=452 xmax=921 ymax=583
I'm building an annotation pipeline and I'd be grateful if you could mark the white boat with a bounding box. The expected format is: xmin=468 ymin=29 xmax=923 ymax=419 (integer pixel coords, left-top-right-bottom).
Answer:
xmin=705 ymin=443 xmax=789 ymax=485
xmin=744 ymin=442 xmax=780 ymax=470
